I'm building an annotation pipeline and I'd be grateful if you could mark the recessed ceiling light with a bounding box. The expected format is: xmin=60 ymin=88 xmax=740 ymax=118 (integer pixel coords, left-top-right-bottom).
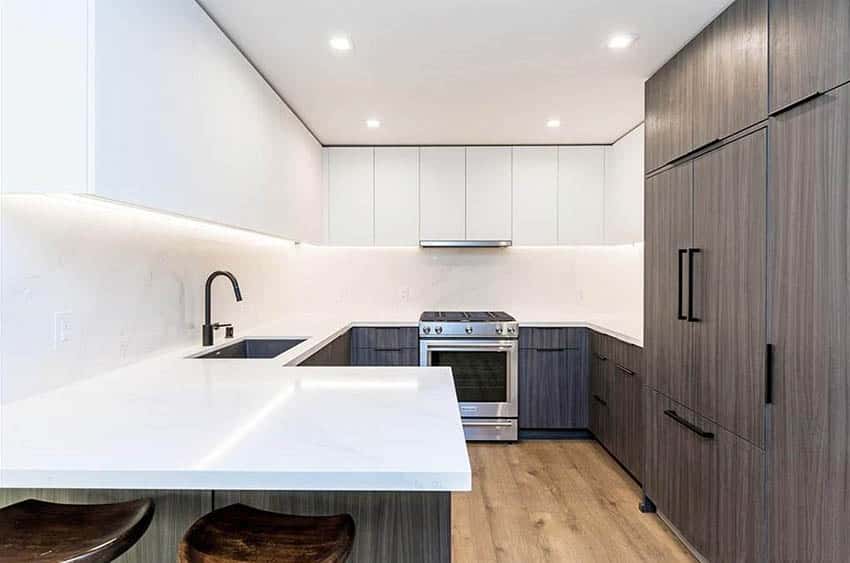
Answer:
xmin=366 ymin=119 xmax=381 ymax=129
xmin=329 ymin=35 xmax=353 ymax=52
xmin=608 ymin=33 xmax=638 ymax=50
xmin=546 ymin=118 xmax=561 ymax=128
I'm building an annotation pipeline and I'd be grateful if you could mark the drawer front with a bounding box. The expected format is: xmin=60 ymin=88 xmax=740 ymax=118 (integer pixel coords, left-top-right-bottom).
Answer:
xmin=351 ymin=347 xmax=419 ymax=367
xmin=520 ymin=327 xmax=582 ymax=350
xmin=351 ymin=327 xmax=418 ymax=349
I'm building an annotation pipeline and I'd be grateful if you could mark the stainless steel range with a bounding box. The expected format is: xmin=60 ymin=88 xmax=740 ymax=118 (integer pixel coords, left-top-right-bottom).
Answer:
xmin=419 ymin=311 xmax=519 ymax=441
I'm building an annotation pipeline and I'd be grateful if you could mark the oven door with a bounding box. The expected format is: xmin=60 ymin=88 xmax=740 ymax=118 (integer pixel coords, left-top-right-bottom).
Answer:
xmin=419 ymin=339 xmax=518 ymax=418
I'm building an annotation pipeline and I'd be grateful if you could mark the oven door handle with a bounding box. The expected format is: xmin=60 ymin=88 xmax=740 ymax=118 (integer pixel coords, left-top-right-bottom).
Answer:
xmin=424 ymin=346 xmax=515 ymax=353
xmin=461 ymin=421 xmax=516 ymax=428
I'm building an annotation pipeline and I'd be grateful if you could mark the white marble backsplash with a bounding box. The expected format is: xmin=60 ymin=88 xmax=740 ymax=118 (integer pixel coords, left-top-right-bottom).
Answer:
xmin=1 ymin=194 xmax=643 ymax=403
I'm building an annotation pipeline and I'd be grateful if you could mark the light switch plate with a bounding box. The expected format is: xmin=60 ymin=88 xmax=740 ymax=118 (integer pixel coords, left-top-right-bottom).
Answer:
xmin=54 ymin=311 xmax=74 ymax=350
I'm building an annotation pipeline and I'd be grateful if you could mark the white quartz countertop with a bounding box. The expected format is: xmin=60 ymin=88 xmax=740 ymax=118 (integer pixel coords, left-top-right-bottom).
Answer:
xmin=0 ymin=314 xmax=639 ymax=491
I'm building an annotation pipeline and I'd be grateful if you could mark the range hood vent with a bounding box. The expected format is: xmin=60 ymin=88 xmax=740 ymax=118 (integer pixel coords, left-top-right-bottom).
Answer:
xmin=419 ymin=240 xmax=512 ymax=248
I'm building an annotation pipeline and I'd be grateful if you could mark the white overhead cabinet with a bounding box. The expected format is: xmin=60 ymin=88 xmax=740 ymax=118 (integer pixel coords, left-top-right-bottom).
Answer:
xmin=327 ymin=148 xmax=375 ymax=245
xmin=374 ymin=147 xmax=419 ymax=246
xmin=419 ymin=147 xmax=466 ymax=241
xmin=465 ymin=147 xmax=512 ymax=241
xmin=604 ymin=125 xmax=644 ymax=244
xmin=512 ymin=147 xmax=559 ymax=245
xmin=1 ymin=0 xmax=325 ymax=243
xmin=558 ymin=146 xmax=605 ymax=244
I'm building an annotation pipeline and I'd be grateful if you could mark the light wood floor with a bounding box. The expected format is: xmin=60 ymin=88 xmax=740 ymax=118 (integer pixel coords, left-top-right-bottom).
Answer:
xmin=451 ymin=440 xmax=695 ymax=563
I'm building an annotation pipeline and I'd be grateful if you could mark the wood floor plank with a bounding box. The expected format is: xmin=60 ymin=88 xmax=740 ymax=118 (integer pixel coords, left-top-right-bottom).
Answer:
xmin=453 ymin=440 xmax=695 ymax=563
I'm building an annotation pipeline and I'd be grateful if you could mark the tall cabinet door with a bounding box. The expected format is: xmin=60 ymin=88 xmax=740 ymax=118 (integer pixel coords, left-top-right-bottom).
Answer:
xmin=644 ymin=163 xmax=694 ymax=408
xmin=692 ymin=130 xmax=767 ymax=448
xmin=420 ymin=147 xmax=466 ymax=241
xmin=770 ymin=0 xmax=850 ymax=113
xmin=644 ymin=44 xmax=694 ymax=172
xmin=768 ymin=83 xmax=850 ymax=561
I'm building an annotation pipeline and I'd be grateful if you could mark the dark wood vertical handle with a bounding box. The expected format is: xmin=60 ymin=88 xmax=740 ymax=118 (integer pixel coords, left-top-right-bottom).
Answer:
xmin=678 ymin=249 xmax=687 ymax=320
xmin=687 ymin=248 xmax=701 ymax=322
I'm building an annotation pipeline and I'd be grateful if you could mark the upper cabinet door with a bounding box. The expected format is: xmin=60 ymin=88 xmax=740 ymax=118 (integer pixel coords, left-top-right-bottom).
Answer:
xmin=644 ymin=44 xmax=694 ymax=172
xmin=1 ymin=0 xmax=88 ymax=193
xmin=327 ymin=147 xmax=374 ymax=245
xmin=465 ymin=147 xmax=512 ymax=241
xmin=419 ymin=147 xmax=466 ymax=241
xmin=693 ymin=0 xmax=768 ymax=146
xmin=604 ymin=125 xmax=645 ymax=244
xmin=512 ymin=147 xmax=558 ymax=245
xmin=770 ymin=0 xmax=850 ymax=114
xmin=558 ymin=146 xmax=604 ymax=245
xmin=374 ymin=147 xmax=419 ymax=246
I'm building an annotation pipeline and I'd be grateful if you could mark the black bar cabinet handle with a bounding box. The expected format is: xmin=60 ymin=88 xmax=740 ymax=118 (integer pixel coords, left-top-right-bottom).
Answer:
xmin=670 ymin=137 xmax=721 ymax=164
xmin=375 ymin=347 xmax=402 ymax=352
xmin=677 ymin=249 xmax=687 ymax=320
xmin=663 ymin=409 xmax=714 ymax=439
xmin=769 ymin=90 xmax=822 ymax=117
xmin=593 ymin=395 xmax=607 ymax=407
xmin=687 ymin=248 xmax=701 ymax=322
xmin=593 ymin=352 xmax=608 ymax=361
xmin=614 ymin=362 xmax=635 ymax=376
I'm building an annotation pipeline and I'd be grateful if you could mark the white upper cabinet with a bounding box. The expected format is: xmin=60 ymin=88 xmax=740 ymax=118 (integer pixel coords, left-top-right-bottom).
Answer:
xmin=604 ymin=125 xmax=644 ymax=244
xmin=466 ymin=147 xmax=512 ymax=241
xmin=374 ymin=147 xmax=419 ymax=246
xmin=1 ymin=0 xmax=89 ymax=193
xmin=327 ymin=148 xmax=375 ymax=245
xmin=558 ymin=146 xmax=605 ymax=244
xmin=419 ymin=147 xmax=466 ymax=241
xmin=512 ymin=147 xmax=559 ymax=245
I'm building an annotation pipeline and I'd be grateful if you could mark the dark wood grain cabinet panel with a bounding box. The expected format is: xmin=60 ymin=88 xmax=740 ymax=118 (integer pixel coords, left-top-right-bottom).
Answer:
xmin=643 ymin=389 xmax=764 ymax=562
xmin=768 ymin=82 xmax=850 ymax=561
xmin=351 ymin=348 xmax=418 ymax=367
xmin=350 ymin=327 xmax=418 ymax=349
xmin=609 ymin=339 xmax=644 ymax=483
xmin=692 ymin=130 xmax=767 ymax=447
xmin=770 ymin=0 xmax=850 ymax=113
xmin=589 ymin=334 xmax=611 ymax=445
xmin=644 ymin=163 xmax=694 ymax=408
xmin=299 ymin=331 xmax=351 ymax=366
xmin=518 ymin=328 xmax=588 ymax=429
xmin=693 ymin=0 xmax=768 ymax=146
xmin=645 ymin=45 xmax=694 ymax=172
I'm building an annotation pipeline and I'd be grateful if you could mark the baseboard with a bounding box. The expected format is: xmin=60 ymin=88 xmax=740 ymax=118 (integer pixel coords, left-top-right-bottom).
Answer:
xmin=518 ymin=428 xmax=593 ymax=440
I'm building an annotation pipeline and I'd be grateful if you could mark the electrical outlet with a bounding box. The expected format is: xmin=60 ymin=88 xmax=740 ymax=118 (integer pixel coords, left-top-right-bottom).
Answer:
xmin=400 ymin=287 xmax=410 ymax=302
xmin=54 ymin=312 xmax=74 ymax=350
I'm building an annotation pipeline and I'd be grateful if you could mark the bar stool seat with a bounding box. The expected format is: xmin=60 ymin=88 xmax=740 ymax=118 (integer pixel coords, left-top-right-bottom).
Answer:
xmin=179 ymin=503 xmax=355 ymax=563
xmin=0 ymin=497 xmax=154 ymax=562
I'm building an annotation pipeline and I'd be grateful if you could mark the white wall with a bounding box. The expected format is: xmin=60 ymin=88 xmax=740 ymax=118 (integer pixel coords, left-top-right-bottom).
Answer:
xmin=1 ymin=195 xmax=642 ymax=403
xmin=604 ymin=124 xmax=645 ymax=244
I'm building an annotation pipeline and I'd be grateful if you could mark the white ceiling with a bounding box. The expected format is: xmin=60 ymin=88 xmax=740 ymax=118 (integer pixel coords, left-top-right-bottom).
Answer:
xmin=198 ymin=0 xmax=733 ymax=146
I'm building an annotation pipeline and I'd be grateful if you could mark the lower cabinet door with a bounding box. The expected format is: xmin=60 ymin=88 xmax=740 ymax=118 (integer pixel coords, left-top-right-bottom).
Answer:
xmin=589 ymin=347 xmax=611 ymax=446
xmin=645 ymin=389 xmax=764 ymax=562
xmin=519 ymin=348 xmax=586 ymax=429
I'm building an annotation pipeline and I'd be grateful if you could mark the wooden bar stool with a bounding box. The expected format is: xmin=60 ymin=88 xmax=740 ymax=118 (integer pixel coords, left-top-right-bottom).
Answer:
xmin=0 ymin=497 xmax=154 ymax=562
xmin=179 ymin=503 xmax=355 ymax=563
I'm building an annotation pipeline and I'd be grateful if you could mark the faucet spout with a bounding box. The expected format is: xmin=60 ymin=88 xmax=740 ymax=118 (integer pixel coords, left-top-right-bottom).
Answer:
xmin=203 ymin=271 xmax=242 ymax=346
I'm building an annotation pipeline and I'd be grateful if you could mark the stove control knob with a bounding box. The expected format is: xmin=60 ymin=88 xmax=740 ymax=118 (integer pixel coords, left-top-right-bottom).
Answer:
xmin=507 ymin=326 xmax=516 ymax=334
xmin=423 ymin=326 xmax=431 ymax=334
xmin=465 ymin=326 xmax=474 ymax=334
xmin=435 ymin=326 xmax=443 ymax=334
xmin=495 ymin=326 xmax=503 ymax=335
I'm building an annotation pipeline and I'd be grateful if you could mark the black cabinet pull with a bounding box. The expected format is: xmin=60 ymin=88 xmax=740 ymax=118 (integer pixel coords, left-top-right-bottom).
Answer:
xmin=614 ymin=362 xmax=635 ymax=376
xmin=677 ymin=249 xmax=687 ymax=320
xmin=687 ymin=248 xmax=701 ymax=322
xmin=765 ymin=344 xmax=774 ymax=404
xmin=593 ymin=395 xmax=607 ymax=407
xmin=769 ymin=90 xmax=822 ymax=117
xmin=670 ymin=137 xmax=722 ymax=165
xmin=374 ymin=347 xmax=402 ymax=352
xmin=535 ymin=347 xmax=569 ymax=352
xmin=663 ymin=409 xmax=714 ymax=439
xmin=593 ymin=352 xmax=608 ymax=361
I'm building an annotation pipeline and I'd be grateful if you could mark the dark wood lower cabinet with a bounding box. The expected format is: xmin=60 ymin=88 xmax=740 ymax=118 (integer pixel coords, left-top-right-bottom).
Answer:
xmin=298 ymin=331 xmax=351 ymax=366
xmin=301 ymin=328 xmax=419 ymax=367
xmin=644 ymin=388 xmax=764 ymax=562
xmin=588 ymin=332 xmax=643 ymax=483
xmin=518 ymin=328 xmax=588 ymax=429
xmin=351 ymin=347 xmax=418 ymax=367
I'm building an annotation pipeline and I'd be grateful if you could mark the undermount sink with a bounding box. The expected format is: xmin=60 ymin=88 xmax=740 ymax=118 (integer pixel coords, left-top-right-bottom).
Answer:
xmin=193 ymin=338 xmax=305 ymax=359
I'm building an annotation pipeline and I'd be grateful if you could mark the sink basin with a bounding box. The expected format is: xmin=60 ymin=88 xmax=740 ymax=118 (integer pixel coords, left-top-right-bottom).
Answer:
xmin=194 ymin=338 xmax=306 ymax=359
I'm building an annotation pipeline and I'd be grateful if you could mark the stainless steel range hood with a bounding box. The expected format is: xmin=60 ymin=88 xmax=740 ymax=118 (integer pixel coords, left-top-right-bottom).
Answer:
xmin=419 ymin=240 xmax=512 ymax=248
